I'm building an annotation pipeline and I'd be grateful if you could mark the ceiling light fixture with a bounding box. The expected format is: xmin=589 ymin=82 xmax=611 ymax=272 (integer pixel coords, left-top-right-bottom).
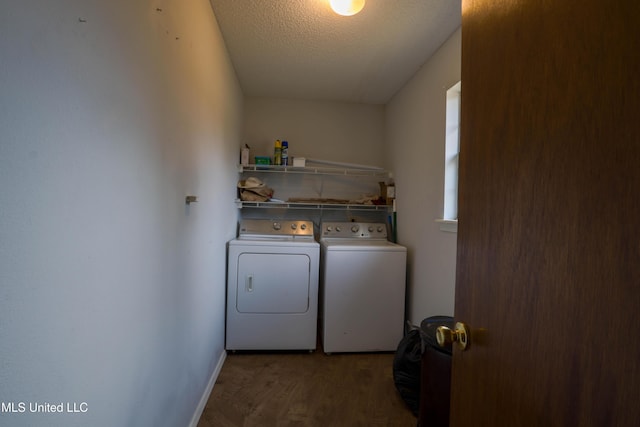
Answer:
xmin=329 ymin=0 xmax=365 ymax=16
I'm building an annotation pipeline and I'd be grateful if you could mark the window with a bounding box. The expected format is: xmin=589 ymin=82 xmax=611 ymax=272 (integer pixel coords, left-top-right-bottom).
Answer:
xmin=438 ymin=81 xmax=461 ymax=232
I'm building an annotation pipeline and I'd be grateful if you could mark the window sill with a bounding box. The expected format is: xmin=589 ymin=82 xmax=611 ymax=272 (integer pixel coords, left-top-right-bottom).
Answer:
xmin=435 ymin=219 xmax=458 ymax=233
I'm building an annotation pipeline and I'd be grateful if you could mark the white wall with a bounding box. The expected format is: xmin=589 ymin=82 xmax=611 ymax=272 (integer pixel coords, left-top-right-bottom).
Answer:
xmin=386 ymin=28 xmax=461 ymax=324
xmin=0 ymin=1 xmax=241 ymax=426
xmin=243 ymin=97 xmax=385 ymax=168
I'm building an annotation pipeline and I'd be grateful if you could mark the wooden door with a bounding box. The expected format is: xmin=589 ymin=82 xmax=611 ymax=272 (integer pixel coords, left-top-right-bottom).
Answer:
xmin=452 ymin=0 xmax=640 ymax=425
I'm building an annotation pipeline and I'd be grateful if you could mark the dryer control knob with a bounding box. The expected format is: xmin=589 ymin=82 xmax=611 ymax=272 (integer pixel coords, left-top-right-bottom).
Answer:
xmin=300 ymin=223 xmax=307 ymax=230
xmin=336 ymin=226 xmax=341 ymax=232
xmin=368 ymin=226 xmax=374 ymax=232
xmin=291 ymin=223 xmax=297 ymax=230
xmin=351 ymin=225 xmax=360 ymax=233
xmin=377 ymin=226 xmax=384 ymax=232
xmin=273 ymin=222 xmax=281 ymax=230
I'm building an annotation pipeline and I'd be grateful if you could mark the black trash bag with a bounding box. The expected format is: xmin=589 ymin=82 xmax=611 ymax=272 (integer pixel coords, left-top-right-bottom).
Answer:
xmin=393 ymin=322 xmax=422 ymax=416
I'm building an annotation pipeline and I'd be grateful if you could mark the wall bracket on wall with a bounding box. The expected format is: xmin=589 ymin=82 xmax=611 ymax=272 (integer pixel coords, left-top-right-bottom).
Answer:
xmin=185 ymin=195 xmax=198 ymax=205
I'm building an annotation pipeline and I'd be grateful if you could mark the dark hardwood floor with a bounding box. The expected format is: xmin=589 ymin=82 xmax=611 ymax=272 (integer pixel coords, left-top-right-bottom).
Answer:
xmin=197 ymin=348 xmax=417 ymax=426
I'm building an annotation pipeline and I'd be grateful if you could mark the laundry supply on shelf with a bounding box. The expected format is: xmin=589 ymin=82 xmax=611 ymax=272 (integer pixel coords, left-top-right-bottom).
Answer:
xmin=281 ymin=141 xmax=288 ymax=165
xmin=240 ymin=144 xmax=250 ymax=166
xmin=273 ymin=139 xmax=282 ymax=165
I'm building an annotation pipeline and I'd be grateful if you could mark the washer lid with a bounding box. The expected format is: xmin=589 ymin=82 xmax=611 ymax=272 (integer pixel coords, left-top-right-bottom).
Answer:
xmin=321 ymin=238 xmax=406 ymax=251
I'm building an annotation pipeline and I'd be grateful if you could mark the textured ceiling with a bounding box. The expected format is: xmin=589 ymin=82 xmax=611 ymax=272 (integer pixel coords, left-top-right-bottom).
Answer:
xmin=209 ymin=0 xmax=461 ymax=104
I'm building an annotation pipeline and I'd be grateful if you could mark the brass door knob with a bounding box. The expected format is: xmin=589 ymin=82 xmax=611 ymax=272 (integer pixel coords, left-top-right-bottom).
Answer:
xmin=436 ymin=322 xmax=470 ymax=351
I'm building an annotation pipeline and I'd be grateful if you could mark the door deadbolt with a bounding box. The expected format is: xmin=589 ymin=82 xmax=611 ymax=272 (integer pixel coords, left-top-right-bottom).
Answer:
xmin=436 ymin=322 xmax=470 ymax=351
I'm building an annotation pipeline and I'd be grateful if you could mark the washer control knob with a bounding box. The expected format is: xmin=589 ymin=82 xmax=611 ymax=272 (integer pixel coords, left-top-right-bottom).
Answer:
xmin=336 ymin=226 xmax=341 ymax=232
xmin=291 ymin=223 xmax=297 ymax=230
xmin=377 ymin=226 xmax=384 ymax=232
xmin=326 ymin=226 xmax=332 ymax=232
xmin=351 ymin=225 xmax=360 ymax=233
xmin=300 ymin=223 xmax=307 ymax=230
xmin=368 ymin=226 xmax=374 ymax=232
xmin=273 ymin=222 xmax=281 ymax=230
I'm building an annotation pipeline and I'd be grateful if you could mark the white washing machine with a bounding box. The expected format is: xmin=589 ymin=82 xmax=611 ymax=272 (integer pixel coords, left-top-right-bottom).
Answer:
xmin=320 ymin=222 xmax=407 ymax=353
xmin=226 ymin=219 xmax=319 ymax=351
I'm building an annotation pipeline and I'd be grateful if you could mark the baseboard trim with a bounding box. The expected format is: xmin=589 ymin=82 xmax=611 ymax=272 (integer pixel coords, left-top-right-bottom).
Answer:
xmin=188 ymin=349 xmax=227 ymax=427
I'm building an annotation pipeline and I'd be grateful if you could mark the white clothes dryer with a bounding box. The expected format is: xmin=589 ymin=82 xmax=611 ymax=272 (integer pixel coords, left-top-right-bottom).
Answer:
xmin=226 ymin=219 xmax=319 ymax=351
xmin=320 ymin=222 xmax=407 ymax=354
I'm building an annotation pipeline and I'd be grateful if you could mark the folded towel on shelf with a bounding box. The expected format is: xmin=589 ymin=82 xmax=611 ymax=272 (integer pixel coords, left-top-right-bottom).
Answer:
xmin=238 ymin=177 xmax=273 ymax=202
